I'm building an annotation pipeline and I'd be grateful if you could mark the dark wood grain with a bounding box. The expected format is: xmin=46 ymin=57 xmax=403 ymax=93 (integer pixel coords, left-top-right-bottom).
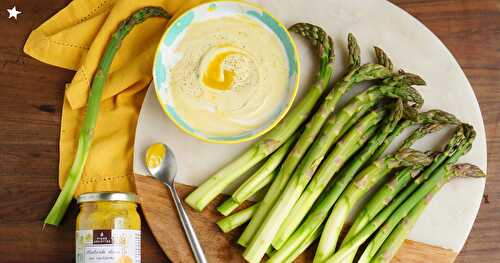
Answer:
xmin=0 ymin=0 xmax=498 ymax=262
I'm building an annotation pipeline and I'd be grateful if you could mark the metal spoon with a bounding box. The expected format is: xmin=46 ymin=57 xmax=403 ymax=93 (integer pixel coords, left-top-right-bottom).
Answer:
xmin=145 ymin=143 xmax=207 ymax=263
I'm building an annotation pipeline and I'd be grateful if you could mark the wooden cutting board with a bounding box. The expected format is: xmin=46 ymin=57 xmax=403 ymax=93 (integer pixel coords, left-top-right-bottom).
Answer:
xmin=135 ymin=174 xmax=457 ymax=263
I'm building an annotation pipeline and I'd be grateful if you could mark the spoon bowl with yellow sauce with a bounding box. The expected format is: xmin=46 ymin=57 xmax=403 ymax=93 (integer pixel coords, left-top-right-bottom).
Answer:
xmin=153 ymin=1 xmax=299 ymax=143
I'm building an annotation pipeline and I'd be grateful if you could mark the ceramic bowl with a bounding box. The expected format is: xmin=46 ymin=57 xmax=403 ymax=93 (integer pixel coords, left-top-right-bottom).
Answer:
xmin=152 ymin=1 xmax=300 ymax=143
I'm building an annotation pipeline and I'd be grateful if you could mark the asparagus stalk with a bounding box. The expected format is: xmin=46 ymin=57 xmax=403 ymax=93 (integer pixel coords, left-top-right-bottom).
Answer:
xmin=43 ymin=7 xmax=170 ymax=226
xmin=269 ymin=108 xmax=403 ymax=262
xmin=313 ymin=148 xmax=432 ymax=263
xmin=341 ymin=122 xmax=451 ymax=253
xmin=269 ymin=104 xmax=403 ymax=261
xmin=371 ymin=164 xmax=485 ymax=263
xmin=272 ymin=100 xmax=404 ymax=249
xmin=243 ymin=108 xmax=386 ymax=263
xmin=369 ymin=109 xmax=460 ymax=162
xmin=185 ymin=23 xmax=335 ymax=211
xmin=217 ymin=132 xmax=301 ymax=216
xmin=237 ymin=95 xmax=373 ymax=247
xmin=216 ymin=204 xmax=258 ymax=233
xmin=217 ymin=171 xmax=273 ymax=216
xmin=232 ymin=132 xmax=300 ymax=204
xmin=265 ymin=86 xmax=425 ymax=260
xmin=237 ymin=38 xmax=401 ymax=248
xmin=326 ymin=124 xmax=475 ymax=263
xmin=282 ymin=226 xmax=323 ymax=263
xmin=369 ymin=120 xmax=413 ymax=163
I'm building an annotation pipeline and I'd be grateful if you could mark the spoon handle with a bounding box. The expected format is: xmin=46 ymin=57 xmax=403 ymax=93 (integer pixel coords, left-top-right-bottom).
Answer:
xmin=167 ymin=184 xmax=208 ymax=263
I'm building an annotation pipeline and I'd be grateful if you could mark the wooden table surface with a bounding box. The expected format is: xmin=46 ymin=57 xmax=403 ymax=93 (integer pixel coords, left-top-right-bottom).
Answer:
xmin=0 ymin=0 xmax=498 ymax=262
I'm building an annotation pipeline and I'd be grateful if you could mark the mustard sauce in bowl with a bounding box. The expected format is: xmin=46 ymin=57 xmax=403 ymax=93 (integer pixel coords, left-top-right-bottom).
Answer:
xmin=153 ymin=1 xmax=299 ymax=143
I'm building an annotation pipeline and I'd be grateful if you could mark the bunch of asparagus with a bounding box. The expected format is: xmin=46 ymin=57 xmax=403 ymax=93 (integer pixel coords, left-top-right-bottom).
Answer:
xmin=185 ymin=23 xmax=485 ymax=263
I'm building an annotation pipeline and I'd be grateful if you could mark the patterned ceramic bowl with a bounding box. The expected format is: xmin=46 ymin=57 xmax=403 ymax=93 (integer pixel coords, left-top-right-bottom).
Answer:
xmin=152 ymin=1 xmax=300 ymax=143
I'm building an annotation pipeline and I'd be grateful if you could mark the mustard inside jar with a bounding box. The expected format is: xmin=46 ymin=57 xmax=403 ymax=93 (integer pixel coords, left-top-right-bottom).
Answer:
xmin=76 ymin=192 xmax=141 ymax=263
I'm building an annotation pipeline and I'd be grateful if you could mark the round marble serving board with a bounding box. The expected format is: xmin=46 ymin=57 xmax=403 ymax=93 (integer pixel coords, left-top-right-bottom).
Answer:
xmin=133 ymin=0 xmax=487 ymax=261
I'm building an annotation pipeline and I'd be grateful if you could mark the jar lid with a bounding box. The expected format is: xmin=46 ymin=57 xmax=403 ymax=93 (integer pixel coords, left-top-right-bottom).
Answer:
xmin=77 ymin=192 xmax=138 ymax=204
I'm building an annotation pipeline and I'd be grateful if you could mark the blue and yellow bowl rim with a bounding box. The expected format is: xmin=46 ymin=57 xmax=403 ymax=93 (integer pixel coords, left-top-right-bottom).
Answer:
xmin=152 ymin=0 xmax=300 ymax=144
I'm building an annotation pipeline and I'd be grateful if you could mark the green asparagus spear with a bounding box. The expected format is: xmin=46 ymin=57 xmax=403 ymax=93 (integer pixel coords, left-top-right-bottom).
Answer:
xmin=282 ymin=226 xmax=323 ymax=263
xmin=313 ymin=148 xmax=432 ymax=263
xmin=237 ymin=90 xmax=375 ymax=247
xmin=44 ymin=7 xmax=171 ymax=226
xmin=243 ymin=108 xmax=386 ymax=263
xmin=269 ymin=104 xmax=404 ymax=260
xmin=217 ymin=131 xmax=301 ymax=216
xmin=266 ymin=87 xmax=426 ymax=261
xmin=217 ymin=204 xmax=258 ymax=233
xmin=185 ymin=23 xmax=335 ymax=212
xmin=237 ymin=40 xmax=408 ymax=248
xmin=369 ymin=109 xmax=460 ymax=162
xmin=272 ymin=100 xmax=404 ymax=249
xmin=217 ymin=171 xmax=274 ymax=216
xmin=374 ymin=46 xmax=394 ymax=71
xmin=340 ymin=122 xmax=451 ymax=261
xmin=369 ymin=120 xmax=413 ymax=163
xmin=371 ymin=164 xmax=485 ymax=263
xmin=347 ymin=33 xmax=361 ymax=70
xmin=326 ymin=124 xmax=475 ymax=263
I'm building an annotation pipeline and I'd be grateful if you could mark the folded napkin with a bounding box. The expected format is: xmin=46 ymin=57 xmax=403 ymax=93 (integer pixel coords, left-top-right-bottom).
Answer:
xmin=24 ymin=0 xmax=205 ymax=196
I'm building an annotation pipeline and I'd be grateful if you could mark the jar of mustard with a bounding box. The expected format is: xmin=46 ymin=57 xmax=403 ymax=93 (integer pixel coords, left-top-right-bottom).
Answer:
xmin=76 ymin=192 xmax=141 ymax=263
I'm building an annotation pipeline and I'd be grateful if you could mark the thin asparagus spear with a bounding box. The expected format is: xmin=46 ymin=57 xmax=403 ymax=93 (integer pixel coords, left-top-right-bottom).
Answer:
xmin=217 ymin=204 xmax=258 ymax=233
xmin=44 ymin=7 xmax=171 ymax=226
xmin=326 ymin=124 xmax=475 ymax=263
xmin=217 ymin=173 xmax=272 ymax=217
xmin=371 ymin=164 xmax=485 ymax=263
xmin=238 ymin=69 xmax=423 ymax=246
xmin=243 ymin=108 xmax=386 ymax=263
xmin=272 ymin=100 xmax=404 ymax=249
xmin=232 ymin=132 xmax=300 ymax=203
xmin=217 ymin=132 xmax=301 ymax=216
xmin=369 ymin=120 xmax=413 ymax=163
xmin=369 ymin=109 xmax=460 ymax=162
xmin=185 ymin=23 xmax=335 ymax=211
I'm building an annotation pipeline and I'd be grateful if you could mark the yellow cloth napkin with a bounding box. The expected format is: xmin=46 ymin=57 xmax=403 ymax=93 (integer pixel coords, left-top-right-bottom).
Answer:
xmin=24 ymin=0 xmax=205 ymax=196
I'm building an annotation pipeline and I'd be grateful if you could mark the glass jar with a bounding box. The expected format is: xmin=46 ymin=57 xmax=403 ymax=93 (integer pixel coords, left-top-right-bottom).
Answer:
xmin=76 ymin=192 xmax=141 ymax=263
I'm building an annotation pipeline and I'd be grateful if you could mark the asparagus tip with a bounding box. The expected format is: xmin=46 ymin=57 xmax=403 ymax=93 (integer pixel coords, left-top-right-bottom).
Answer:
xmin=451 ymin=163 xmax=486 ymax=178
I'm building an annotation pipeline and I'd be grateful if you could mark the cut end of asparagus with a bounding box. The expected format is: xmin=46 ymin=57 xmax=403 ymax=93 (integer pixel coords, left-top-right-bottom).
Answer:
xmin=217 ymin=204 xmax=257 ymax=233
xmin=217 ymin=197 xmax=241 ymax=216
xmin=184 ymin=195 xmax=203 ymax=212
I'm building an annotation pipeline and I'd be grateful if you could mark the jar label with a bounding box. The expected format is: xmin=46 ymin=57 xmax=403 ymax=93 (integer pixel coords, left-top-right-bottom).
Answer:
xmin=76 ymin=229 xmax=140 ymax=263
